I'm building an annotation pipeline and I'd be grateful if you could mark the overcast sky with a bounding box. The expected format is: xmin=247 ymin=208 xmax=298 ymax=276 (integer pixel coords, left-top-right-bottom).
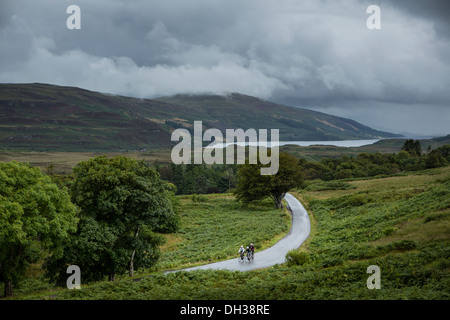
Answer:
xmin=1 ymin=0 xmax=449 ymax=136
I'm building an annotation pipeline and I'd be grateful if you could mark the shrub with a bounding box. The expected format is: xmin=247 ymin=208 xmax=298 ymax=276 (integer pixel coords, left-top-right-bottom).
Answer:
xmin=424 ymin=211 xmax=448 ymax=223
xmin=206 ymin=187 xmax=220 ymax=194
xmin=346 ymin=194 xmax=368 ymax=207
xmin=382 ymin=226 xmax=397 ymax=236
xmin=334 ymin=169 xmax=353 ymax=179
xmin=191 ymin=194 xmax=207 ymax=202
xmin=306 ymin=181 xmax=356 ymax=191
xmin=286 ymin=250 xmax=310 ymax=267
xmin=377 ymin=240 xmax=417 ymax=254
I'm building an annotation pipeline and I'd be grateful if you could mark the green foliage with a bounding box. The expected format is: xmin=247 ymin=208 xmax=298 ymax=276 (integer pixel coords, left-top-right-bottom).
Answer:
xmin=44 ymin=156 xmax=179 ymax=284
xmin=299 ymin=144 xmax=450 ymax=181
xmin=6 ymin=161 xmax=450 ymax=300
xmin=402 ymin=139 xmax=422 ymax=157
xmin=234 ymin=152 xmax=304 ymax=208
xmin=157 ymin=163 xmax=238 ymax=195
xmin=0 ymin=161 xmax=78 ymax=296
xmin=376 ymin=240 xmax=417 ymax=253
xmin=302 ymin=174 xmax=449 ymax=273
xmin=285 ymin=250 xmax=310 ymax=266
xmin=424 ymin=211 xmax=447 ymax=223
xmin=156 ymin=195 xmax=290 ymax=270
xmin=44 ymin=240 xmax=448 ymax=300
xmin=191 ymin=194 xmax=207 ymax=203
xmin=305 ymin=180 xmax=356 ymax=191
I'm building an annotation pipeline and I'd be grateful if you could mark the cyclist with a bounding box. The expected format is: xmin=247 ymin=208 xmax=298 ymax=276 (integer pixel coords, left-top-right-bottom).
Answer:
xmin=238 ymin=245 xmax=245 ymax=260
xmin=246 ymin=246 xmax=252 ymax=260
xmin=249 ymin=243 xmax=255 ymax=259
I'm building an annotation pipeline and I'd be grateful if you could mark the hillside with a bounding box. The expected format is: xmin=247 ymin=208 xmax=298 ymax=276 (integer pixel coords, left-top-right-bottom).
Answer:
xmin=0 ymin=83 xmax=399 ymax=151
xmin=156 ymin=93 xmax=399 ymax=141
xmin=6 ymin=165 xmax=449 ymax=300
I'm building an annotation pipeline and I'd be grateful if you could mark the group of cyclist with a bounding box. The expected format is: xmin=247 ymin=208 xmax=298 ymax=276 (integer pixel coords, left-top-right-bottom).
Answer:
xmin=238 ymin=243 xmax=255 ymax=261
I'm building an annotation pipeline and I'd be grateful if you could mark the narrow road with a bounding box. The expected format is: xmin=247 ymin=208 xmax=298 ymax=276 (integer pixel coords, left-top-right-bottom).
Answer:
xmin=167 ymin=193 xmax=311 ymax=273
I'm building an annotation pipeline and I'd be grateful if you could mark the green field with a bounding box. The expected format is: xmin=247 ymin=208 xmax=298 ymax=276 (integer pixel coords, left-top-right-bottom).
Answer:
xmin=156 ymin=194 xmax=291 ymax=270
xmin=5 ymin=165 xmax=449 ymax=300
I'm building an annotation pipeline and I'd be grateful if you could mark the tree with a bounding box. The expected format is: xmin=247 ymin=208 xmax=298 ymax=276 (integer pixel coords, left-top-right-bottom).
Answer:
xmin=425 ymin=151 xmax=444 ymax=168
xmin=435 ymin=144 xmax=450 ymax=162
xmin=222 ymin=167 xmax=237 ymax=191
xmin=234 ymin=152 xmax=303 ymax=208
xmin=0 ymin=161 xmax=78 ymax=297
xmin=301 ymin=160 xmax=329 ymax=180
xmin=402 ymin=139 xmax=422 ymax=157
xmin=45 ymin=156 xmax=178 ymax=283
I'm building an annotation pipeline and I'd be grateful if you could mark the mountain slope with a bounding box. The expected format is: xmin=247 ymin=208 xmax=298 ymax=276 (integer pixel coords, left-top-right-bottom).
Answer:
xmin=157 ymin=93 xmax=399 ymax=141
xmin=0 ymin=83 xmax=399 ymax=151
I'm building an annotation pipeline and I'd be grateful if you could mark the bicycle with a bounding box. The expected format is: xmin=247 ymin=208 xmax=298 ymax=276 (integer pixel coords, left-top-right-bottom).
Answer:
xmin=246 ymin=251 xmax=254 ymax=262
xmin=238 ymin=252 xmax=245 ymax=263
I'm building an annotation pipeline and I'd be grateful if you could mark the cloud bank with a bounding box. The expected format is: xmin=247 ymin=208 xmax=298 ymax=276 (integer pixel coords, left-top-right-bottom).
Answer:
xmin=0 ymin=0 xmax=449 ymax=135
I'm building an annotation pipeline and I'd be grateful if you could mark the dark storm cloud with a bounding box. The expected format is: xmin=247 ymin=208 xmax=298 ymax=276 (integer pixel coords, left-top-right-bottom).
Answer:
xmin=383 ymin=0 xmax=450 ymax=38
xmin=0 ymin=0 xmax=449 ymax=135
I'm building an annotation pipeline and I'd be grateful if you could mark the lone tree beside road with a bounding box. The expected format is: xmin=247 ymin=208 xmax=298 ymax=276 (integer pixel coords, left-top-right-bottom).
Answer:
xmin=0 ymin=161 xmax=78 ymax=297
xmin=234 ymin=152 xmax=303 ymax=208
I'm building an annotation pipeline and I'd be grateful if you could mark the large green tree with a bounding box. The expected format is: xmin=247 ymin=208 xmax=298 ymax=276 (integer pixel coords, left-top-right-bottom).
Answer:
xmin=45 ymin=156 xmax=178 ymax=284
xmin=234 ymin=152 xmax=304 ymax=208
xmin=0 ymin=161 xmax=78 ymax=297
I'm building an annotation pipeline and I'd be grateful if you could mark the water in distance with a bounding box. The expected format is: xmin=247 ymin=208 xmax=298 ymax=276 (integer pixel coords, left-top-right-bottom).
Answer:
xmin=211 ymin=139 xmax=381 ymax=148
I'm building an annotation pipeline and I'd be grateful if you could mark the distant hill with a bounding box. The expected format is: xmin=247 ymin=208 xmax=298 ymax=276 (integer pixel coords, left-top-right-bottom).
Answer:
xmin=156 ymin=93 xmax=400 ymax=141
xmin=0 ymin=83 xmax=400 ymax=151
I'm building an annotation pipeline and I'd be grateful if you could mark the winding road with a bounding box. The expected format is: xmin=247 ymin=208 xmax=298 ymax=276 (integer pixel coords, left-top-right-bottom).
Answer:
xmin=167 ymin=193 xmax=311 ymax=273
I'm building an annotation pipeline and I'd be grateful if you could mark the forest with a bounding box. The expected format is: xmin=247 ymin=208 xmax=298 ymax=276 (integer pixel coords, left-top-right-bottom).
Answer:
xmin=155 ymin=141 xmax=450 ymax=195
